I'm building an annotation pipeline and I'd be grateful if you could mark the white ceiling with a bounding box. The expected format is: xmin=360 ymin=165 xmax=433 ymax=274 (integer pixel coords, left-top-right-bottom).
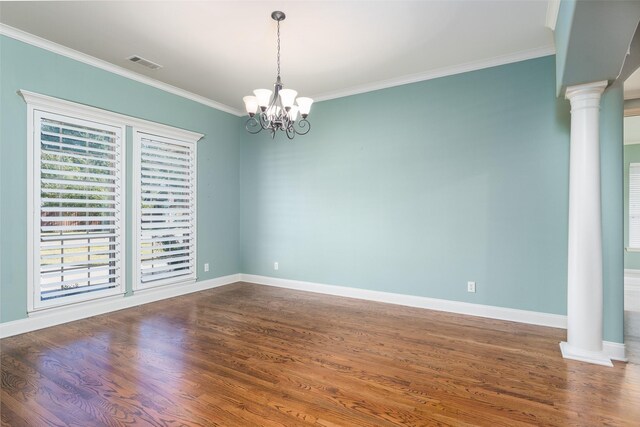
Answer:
xmin=0 ymin=1 xmax=555 ymax=114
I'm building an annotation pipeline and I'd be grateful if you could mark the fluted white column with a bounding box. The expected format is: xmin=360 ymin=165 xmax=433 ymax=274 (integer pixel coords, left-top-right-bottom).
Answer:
xmin=560 ymin=80 xmax=612 ymax=367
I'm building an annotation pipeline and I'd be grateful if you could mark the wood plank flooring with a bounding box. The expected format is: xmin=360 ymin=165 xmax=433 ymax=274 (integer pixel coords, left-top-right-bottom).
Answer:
xmin=2 ymin=282 xmax=640 ymax=426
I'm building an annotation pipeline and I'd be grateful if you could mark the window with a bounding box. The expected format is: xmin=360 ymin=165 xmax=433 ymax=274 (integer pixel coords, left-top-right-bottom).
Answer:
xmin=133 ymin=129 xmax=197 ymax=290
xmin=23 ymin=90 xmax=202 ymax=311
xmin=28 ymin=107 xmax=126 ymax=311
xmin=630 ymin=163 xmax=640 ymax=249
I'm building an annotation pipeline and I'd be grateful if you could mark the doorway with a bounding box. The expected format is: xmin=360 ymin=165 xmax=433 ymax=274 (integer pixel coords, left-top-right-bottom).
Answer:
xmin=624 ymin=110 xmax=640 ymax=364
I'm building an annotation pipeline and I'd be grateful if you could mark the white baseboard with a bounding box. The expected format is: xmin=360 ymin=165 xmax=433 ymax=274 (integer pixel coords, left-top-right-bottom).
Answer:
xmin=0 ymin=274 xmax=241 ymax=339
xmin=603 ymin=341 xmax=628 ymax=362
xmin=559 ymin=341 xmax=627 ymax=365
xmin=560 ymin=342 xmax=614 ymax=367
xmin=2 ymin=272 xmax=628 ymax=364
xmin=241 ymin=274 xmax=628 ymax=363
xmin=240 ymin=274 xmax=567 ymax=328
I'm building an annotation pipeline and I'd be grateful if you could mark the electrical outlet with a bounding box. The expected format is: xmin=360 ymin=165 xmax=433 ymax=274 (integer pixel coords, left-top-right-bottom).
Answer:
xmin=467 ymin=281 xmax=476 ymax=293
xmin=274 ymin=262 xmax=279 ymax=271
xmin=204 ymin=263 xmax=210 ymax=272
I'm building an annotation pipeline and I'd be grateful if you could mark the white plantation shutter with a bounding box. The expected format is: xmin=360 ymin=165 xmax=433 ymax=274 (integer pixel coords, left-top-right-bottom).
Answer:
xmin=134 ymin=130 xmax=197 ymax=289
xmin=630 ymin=163 xmax=640 ymax=249
xmin=34 ymin=110 xmax=125 ymax=309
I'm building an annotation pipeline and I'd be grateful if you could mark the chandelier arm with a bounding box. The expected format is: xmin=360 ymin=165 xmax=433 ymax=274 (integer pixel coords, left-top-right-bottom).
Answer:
xmin=292 ymin=118 xmax=311 ymax=135
xmin=259 ymin=112 xmax=272 ymax=130
xmin=286 ymin=126 xmax=296 ymax=139
xmin=245 ymin=117 xmax=263 ymax=134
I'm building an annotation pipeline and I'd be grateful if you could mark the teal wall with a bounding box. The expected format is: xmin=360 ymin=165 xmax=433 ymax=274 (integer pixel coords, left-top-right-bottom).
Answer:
xmin=554 ymin=0 xmax=575 ymax=95
xmin=600 ymin=85 xmax=624 ymax=343
xmin=240 ymin=56 xmax=574 ymax=318
xmin=624 ymin=143 xmax=640 ymax=270
xmin=0 ymin=36 xmax=241 ymax=322
xmin=0 ymin=34 xmax=627 ymax=344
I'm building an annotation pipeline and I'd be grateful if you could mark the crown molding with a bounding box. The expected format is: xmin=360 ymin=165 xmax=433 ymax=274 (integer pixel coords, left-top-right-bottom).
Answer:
xmin=311 ymin=46 xmax=556 ymax=103
xmin=2 ymin=23 xmax=556 ymax=115
xmin=545 ymin=0 xmax=561 ymax=31
xmin=0 ymin=23 xmax=245 ymax=117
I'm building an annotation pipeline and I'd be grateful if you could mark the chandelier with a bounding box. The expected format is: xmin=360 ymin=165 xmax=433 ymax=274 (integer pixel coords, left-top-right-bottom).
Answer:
xmin=242 ymin=11 xmax=313 ymax=139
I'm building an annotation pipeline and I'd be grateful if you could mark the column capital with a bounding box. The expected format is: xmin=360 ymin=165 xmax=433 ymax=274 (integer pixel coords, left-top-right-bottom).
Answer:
xmin=565 ymin=80 xmax=608 ymax=101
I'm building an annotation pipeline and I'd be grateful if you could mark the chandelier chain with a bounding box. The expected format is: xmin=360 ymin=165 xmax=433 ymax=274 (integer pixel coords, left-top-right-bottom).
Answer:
xmin=276 ymin=20 xmax=281 ymax=77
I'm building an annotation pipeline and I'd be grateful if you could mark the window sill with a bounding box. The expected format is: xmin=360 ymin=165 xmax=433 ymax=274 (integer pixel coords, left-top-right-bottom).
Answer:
xmin=133 ymin=277 xmax=197 ymax=295
xmin=626 ymin=247 xmax=640 ymax=252
xmin=28 ymin=292 xmax=126 ymax=318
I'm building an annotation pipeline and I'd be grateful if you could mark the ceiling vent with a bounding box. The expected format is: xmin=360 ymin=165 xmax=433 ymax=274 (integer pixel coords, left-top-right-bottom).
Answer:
xmin=127 ymin=55 xmax=162 ymax=70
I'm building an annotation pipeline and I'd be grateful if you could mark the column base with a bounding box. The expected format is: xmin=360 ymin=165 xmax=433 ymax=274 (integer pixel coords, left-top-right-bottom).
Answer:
xmin=560 ymin=341 xmax=613 ymax=367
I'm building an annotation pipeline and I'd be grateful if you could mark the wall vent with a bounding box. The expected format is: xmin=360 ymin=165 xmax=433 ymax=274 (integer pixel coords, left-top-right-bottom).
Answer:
xmin=127 ymin=55 xmax=163 ymax=70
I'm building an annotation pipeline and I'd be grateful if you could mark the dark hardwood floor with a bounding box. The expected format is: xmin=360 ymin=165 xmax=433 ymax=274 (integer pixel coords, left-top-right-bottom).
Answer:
xmin=2 ymin=282 xmax=639 ymax=426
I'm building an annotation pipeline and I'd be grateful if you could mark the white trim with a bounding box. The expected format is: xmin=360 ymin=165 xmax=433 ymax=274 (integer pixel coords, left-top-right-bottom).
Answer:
xmin=312 ymin=46 xmax=556 ymax=103
xmin=2 ymin=23 xmax=555 ymax=114
xmin=624 ymin=269 xmax=640 ymax=286
xmin=625 ymin=88 xmax=640 ymax=101
xmin=623 ymin=140 xmax=640 ymax=146
xmin=26 ymin=100 xmax=35 ymax=313
xmin=133 ymin=128 xmax=142 ymax=290
xmin=132 ymin=278 xmax=196 ymax=295
xmin=2 ymin=273 xmax=628 ymax=363
xmin=565 ymin=80 xmax=609 ymax=100
xmin=545 ymin=0 xmax=561 ymax=31
xmin=132 ymin=127 xmax=198 ymax=291
xmin=560 ymin=342 xmax=628 ymax=365
xmin=0 ymin=24 xmax=243 ymax=117
xmin=603 ymin=341 xmax=628 ymax=362
xmin=242 ymin=274 xmax=629 ymax=363
xmin=625 ymin=283 xmax=640 ymax=296
xmin=239 ymin=274 xmax=567 ymax=328
xmin=27 ymin=106 xmax=127 ymax=312
xmin=630 ymin=161 xmax=640 ymax=251
xmin=0 ymin=274 xmax=241 ymax=338
xmin=559 ymin=341 xmax=613 ymax=367
xmin=193 ymin=136 xmax=198 ymax=286
xmin=19 ymin=90 xmax=204 ymax=142
xmin=624 ymin=269 xmax=640 ymax=312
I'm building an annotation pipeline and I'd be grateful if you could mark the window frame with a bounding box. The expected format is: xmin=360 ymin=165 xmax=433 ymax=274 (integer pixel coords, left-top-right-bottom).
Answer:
xmin=132 ymin=125 xmax=198 ymax=292
xmin=630 ymin=162 xmax=640 ymax=251
xmin=25 ymin=94 xmax=127 ymax=312
xmin=22 ymin=90 xmax=203 ymax=312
